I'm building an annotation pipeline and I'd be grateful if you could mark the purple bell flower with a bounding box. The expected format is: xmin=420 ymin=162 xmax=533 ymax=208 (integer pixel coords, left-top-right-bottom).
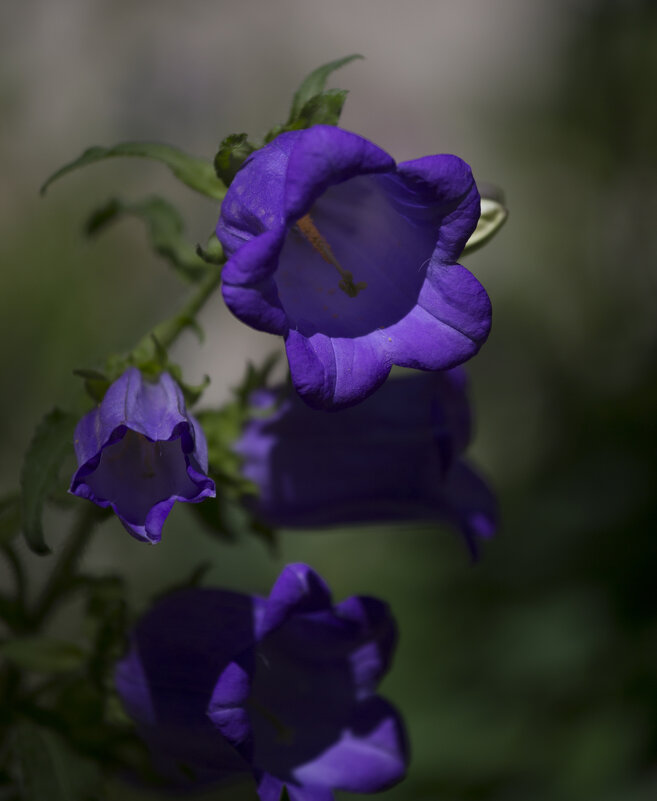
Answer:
xmin=69 ymin=367 xmax=215 ymax=543
xmin=115 ymin=563 xmax=407 ymax=801
xmin=216 ymin=125 xmax=491 ymax=410
xmin=235 ymin=370 xmax=497 ymax=552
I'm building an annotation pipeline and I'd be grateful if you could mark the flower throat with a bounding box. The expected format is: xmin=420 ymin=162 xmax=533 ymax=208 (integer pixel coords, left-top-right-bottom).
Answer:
xmin=295 ymin=213 xmax=367 ymax=298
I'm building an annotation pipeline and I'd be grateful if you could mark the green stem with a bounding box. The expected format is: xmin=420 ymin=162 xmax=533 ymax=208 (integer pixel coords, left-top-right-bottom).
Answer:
xmin=30 ymin=505 xmax=100 ymax=629
xmin=131 ymin=264 xmax=222 ymax=362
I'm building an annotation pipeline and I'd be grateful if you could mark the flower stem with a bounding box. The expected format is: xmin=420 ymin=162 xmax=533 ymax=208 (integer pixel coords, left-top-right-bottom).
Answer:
xmin=131 ymin=264 xmax=222 ymax=362
xmin=31 ymin=505 xmax=100 ymax=629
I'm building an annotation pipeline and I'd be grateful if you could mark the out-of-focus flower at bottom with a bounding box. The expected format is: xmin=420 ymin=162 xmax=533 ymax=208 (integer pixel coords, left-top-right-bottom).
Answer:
xmin=115 ymin=563 xmax=407 ymax=801
xmin=235 ymin=370 xmax=497 ymax=553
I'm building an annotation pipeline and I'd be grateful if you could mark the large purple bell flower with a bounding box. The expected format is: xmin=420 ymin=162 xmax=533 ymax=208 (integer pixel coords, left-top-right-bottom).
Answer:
xmin=216 ymin=125 xmax=491 ymax=410
xmin=69 ymin=367 xmax=215 ymax=543
xmin=235 ymin=370 xmax=497 ymax=553
xmin=115 ymin=563 xmax=407 ymax=801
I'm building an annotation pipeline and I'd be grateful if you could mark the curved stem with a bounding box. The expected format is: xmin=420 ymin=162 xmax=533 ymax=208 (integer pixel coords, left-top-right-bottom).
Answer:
xmin=31 ymin=505 xmax=100 ymax=629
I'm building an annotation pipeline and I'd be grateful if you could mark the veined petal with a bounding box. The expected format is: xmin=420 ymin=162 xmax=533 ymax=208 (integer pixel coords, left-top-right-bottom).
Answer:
xmin=385 ymin=261 xmax=492 ymax=370
xmin=285 ymin=330 xmax=391 ymax=410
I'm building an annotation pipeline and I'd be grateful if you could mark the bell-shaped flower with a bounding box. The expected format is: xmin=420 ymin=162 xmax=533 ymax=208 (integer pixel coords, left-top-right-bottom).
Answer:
xmin=115 ymin=563 xmax=407 ymax=801
xmin=235 ymin=370 xmax=497 ymax=553
xmin=216 ymin=125 xmax=491 ymax=410
xmin=69 ymin=367 xmax=215 ymax=543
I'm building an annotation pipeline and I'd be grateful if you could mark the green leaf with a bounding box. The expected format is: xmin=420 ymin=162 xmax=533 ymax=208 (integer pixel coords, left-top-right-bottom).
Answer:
xmin=85 ymin=196 xmax=210 ymax=283
xmin=462 ymin=193 xmax=508 ymax=256
xmin=291 ymin=89 xmax=349 ymax=129
xmin=14 ymin=721 xmax=101 ymax=801
xmin=41 ymin=141 xmax=227 ymax=200
xmin=1 ymin=637 xmax=86 ymax=673
xmin=288 ymin=54 xmax=363 ymax=123
xmin=20 ymin=409 xmax=77 ymax=555
xmin=214 ymin=133 xmax=256 ymax=186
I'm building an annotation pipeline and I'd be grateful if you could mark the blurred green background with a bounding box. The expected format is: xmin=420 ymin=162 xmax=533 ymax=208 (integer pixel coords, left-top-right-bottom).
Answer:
xmin=2 ymin=1 xmax=657 ymax=799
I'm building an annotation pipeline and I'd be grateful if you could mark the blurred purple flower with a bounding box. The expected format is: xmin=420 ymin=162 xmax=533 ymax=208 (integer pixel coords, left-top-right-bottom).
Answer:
xmin=216 ymin=125 xmax=491 ymax=410
xmin=235 ymin=370 xmax=497 ymax=553
xmin=115 ymin=563 xmax=407 ymax=801
xmin=69 ymin=367 xmax=215 ymax=543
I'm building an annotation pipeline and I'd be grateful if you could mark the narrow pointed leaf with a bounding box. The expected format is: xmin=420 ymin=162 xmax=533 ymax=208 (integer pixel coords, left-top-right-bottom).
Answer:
xmin=41 ymin=141 xmax=227 ymax=200
xmin=462 ymin=195 xmax=508 ymax=256
xmin=86 ymin=196 xmax=210 ymax=282
xmin=20 ymin=409 xmax=77 ymax=554
xmin=288 ymin=54 xmax=363 ymax=122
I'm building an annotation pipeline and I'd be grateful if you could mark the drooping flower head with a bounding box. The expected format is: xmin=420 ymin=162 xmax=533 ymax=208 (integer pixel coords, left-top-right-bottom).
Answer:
xmin=217 ymin=125 xmax=491 ymax=410
xmin=69 ymin=367 xmax=215 ymax=543
xmin=115 ymin=563 xmax=407 ymax=801
xmin=235 ymin=369 xmax=497 ymax=553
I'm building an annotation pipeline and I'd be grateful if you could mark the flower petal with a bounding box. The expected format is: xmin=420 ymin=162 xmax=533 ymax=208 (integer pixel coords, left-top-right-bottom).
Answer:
xmin=395 ymin=154 xmax=481 ymax=262
xmin=283 ymin=126 xmax=395 ymax=222
xmin=259 ymin=563 xmax=333 ymax=638
xmin=335 ymin=596 xmax=397 ymax=691
xmin=222 ymin=278 xmax=289 ymax=336
xmin=385 ymin=261 xmax=492 ymax=370
xmin=285 ymin=330 xmax=391 ymax=410
xmin=292 ymin=697 xmax=407 ymax=794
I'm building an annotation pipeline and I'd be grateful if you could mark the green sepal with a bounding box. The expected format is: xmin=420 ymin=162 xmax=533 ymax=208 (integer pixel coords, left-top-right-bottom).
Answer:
xmin=0 ymin=637 xmax=86 ymax=673
xmin=41 ymin=141 xmax=227 ymax=200
xmin=214 ymin=133 xmax=256 ymax=186
xmin=72 ymin=368 xmax=110 ymax=404
xmin=196 ymin=234 xmax=225 ymax=265
xmin=462 ymin=189 xmax=508 ymax=256
xmin=288 ymin=89 xmax=349 ymax=130
xmin=13 ymin=721 xmax=102 ymax=801
xmin=264 ymin=55 xmax=363 ymax=143
xmin=85 ymin=196 xmax=212 ymax=283
xmin=288 ymin=54 xmax=363 ymax=123
xmin=20 ymin=409 xmax=77 ymax=555
xmin=279 ymin=786 xmax=291 ymax=801
xmin=166 ymin=364 xmax=210 ymax=407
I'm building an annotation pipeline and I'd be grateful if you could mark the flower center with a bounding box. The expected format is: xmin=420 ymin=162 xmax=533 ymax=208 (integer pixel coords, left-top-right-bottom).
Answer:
xmin=295 ymin=213 xmax=367 ymax=298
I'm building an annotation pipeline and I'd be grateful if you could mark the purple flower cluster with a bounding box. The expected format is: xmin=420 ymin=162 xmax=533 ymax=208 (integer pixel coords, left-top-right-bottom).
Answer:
xmin=217 ymin=125 xmax=491 ymax=410
xmin=70 ymin=367 xmax=215 ymax=543
xmin=65 ymin=119 xmax=499 ymax=800
xmin=115 ymin=564 xmax=407 ymax=801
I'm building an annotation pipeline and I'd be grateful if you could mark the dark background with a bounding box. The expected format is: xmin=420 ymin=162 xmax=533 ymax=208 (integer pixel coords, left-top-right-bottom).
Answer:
xmin=2 ymin=1 xmax=657 ymax=799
